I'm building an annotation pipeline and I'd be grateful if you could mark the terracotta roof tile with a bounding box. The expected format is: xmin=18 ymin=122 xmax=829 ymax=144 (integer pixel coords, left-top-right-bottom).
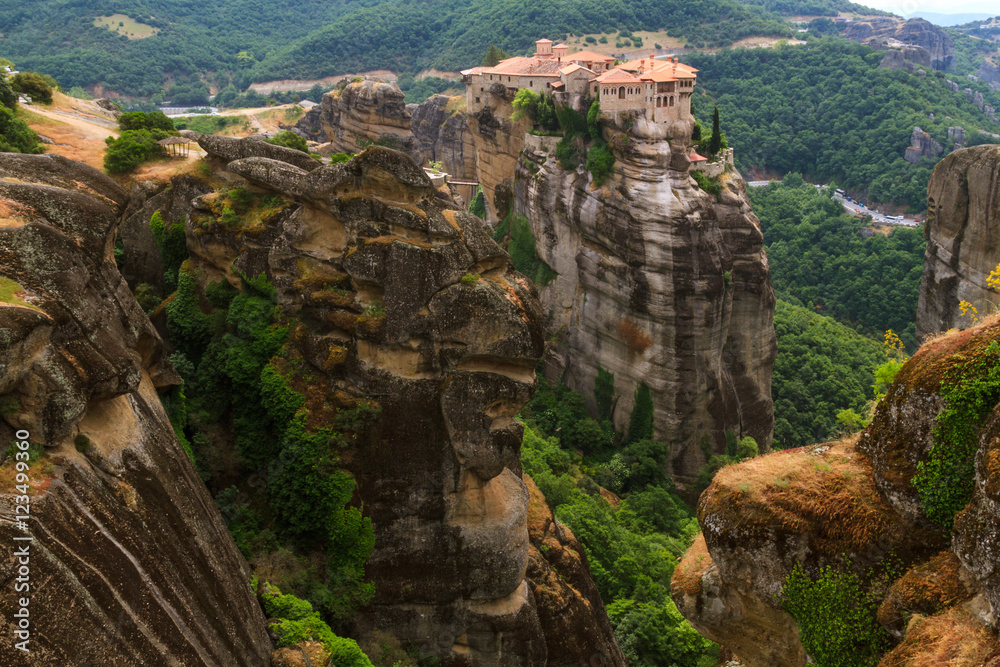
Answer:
xmin=594 ymin=68 xmax=641 ymax=84
xmin=567 ymin=50 xmax=617 ymax=62
xmin=487 ymin=56 xmax=563 ymax=76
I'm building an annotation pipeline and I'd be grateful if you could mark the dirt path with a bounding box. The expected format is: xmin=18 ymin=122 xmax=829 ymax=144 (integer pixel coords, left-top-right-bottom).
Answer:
xmin=23 ymin=104 xmax=119 ymax=171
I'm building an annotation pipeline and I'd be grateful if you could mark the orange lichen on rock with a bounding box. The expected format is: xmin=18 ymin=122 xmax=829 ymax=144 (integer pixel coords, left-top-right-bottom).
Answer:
xmin=672 ymin=533 xmax=712 ymax=596
xmin=701 ymin=435 xmax=937 ymax=560
xmin=878 ymin=607 xmax=1000 ymax=667
xmin=877 ymin=550 xmax=975 ymax=637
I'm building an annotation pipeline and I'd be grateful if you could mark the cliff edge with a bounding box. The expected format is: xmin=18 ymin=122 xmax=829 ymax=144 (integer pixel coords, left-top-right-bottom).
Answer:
xmin=674 ymin=315 xmax=1000 ymax=665
xmin=916 ymin=145 xmax=1000 ymax=338
xmin=0 ymin=154 xmax=272 ymax=665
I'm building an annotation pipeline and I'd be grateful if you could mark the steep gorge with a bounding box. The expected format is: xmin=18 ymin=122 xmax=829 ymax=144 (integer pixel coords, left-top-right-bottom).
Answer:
xmin=174 ymin=135 xmax=625 ymax=665
xmin=675 ymin=145 xmax=1000 ymax=666
xmin=467 ymin=88 xmax=776 ymax=482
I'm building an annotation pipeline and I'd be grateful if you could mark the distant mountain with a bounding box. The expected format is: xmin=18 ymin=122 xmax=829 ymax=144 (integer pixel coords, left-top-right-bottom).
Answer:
xmin=906 ymin=11 xmax=995 ymax=26
xmin=0 ymin=0 xmax=792 ymax=98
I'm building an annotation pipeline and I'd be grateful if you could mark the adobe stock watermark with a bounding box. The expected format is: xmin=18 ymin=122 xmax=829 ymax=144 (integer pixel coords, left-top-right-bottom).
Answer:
xmin=9 ymin=429 xmax=33 ymax=653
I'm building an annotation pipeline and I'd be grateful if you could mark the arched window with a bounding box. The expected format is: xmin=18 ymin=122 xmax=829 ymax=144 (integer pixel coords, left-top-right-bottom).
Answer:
xmin=656 ymin=97 xmax=661 ymax=107
xmin=669 ymin=97 xmax=675 ymax=107
xmin=618 ymin=86 xmax=625 ymax=99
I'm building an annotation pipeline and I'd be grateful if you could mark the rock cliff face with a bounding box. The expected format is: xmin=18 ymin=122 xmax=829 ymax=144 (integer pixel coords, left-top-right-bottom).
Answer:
xmin=916 ymin=145 xmax=1000 ymax=338
xmin=507 ymin=117 xmax=776 ymax=483
xmin=295 ymin=80 xmax=475 ymax=180
xmin=409 ymin=94 xmax=478 ymax=181
xmin=846 ymin=18 xmax=955 ymax=70
xmin=977 ymin=61 xmax=1000 ymax=88
xmin=904 ymin=126 xmax=944 ymax=164
xmin=523 ymin=476 xmax=626 ymax=667
xmin=676 ymin=245 xmax=1000 ymax=663
xmin=192 ymin=136 xmax=623 ymax=665
xmin=0 ymin=153 xmax=272 ymax=665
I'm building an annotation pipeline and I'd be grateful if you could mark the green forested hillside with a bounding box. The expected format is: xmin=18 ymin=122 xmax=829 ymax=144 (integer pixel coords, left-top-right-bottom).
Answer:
xmin=246 ymin=0 xmax=791 ymax=82
xmin=748 ymin=176 xmax=926 ymax=347
xmin=771 ymin=300 xmax=885 ymax=449
xmin=519 ymin=379 xmax=717 ymax=666
xmin=0 ymin=0 xmax=791 ymax=96
xmin=687 ymin=39 xmax=1000 ymax=208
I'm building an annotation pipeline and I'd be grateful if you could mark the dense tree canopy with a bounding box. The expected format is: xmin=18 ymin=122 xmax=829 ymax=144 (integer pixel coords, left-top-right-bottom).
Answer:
xmin=749 ymin=177 xmax=926 ymax=348
xmin=771 ymin=300 xmax=885 ymax=449
xmin=686 ymin=40 xmax=1000 ymax=208
xmin=0 ymin=0 xmax=790 ymax=97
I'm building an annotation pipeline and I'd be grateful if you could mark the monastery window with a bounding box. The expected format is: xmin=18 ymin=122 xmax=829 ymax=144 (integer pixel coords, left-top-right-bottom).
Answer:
xmin=618 ymin=86 xmax=625 ymax=99
xmin=475 ymin=97 xmax=481 ymax=104
xmin=669 ymin=97 xmax=675 ymax=107
xmin=529 ymin=81 xmax=533 ymax=87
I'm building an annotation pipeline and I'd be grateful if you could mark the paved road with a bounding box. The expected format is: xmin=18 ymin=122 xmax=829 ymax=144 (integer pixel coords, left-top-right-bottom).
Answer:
xmin=746 ymin=180 xmax=921 ymax=227
xmin=832 ymin=193 xmax=920 ymax=227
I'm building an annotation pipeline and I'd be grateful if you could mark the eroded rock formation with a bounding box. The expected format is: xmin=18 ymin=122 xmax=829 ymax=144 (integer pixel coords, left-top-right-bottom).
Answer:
xmin=675 ymin=282 xmax=1000 ymax=665
xmin=916 ymin=145 xmax=1000 ymax=338
xmin=846 ymin=17 xmax=954 ymax=70
xmin=294 ymin=80 xmax=475 ymax=180
xmin=0 ymin=153 xmax=272 ymax=665
xmin=904 ymin=126 xmax=944 ymax=164
xmin=523 ymin=476 xmax=626 ymax=666
xmin=504 ymin=114 xmax=776 ymax=484
xmin=192 ymin=135 xmax=622 ymax=665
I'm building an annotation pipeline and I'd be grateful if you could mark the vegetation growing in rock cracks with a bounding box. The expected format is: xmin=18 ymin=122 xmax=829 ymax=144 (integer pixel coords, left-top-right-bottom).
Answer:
xmin=913 ymin=339 xmax=1000 ymax=530
xmin=142 ymin=198 xmax=375 ymax=634
xmin=491 ymin=213 xmax=558 ymax=287
xmin=260 ymin=583 xmax=373 ymax=666
xmin=519 ymin=376 xmax=719 ymax=666
xmin=782 ymin=562 xmax=892 ymax=667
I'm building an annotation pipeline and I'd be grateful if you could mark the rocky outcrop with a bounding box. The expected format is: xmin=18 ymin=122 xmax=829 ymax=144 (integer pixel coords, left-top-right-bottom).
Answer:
xmin=523 ymin=476 xmax=626 ymax=666
xmin=904 ymin=126 xmax=944 ymax=164
xmin=880 ymin=50 xmax=919 ymax=73
xmin=119 ymin=174 xmax=215 ymax=290
xmin=409 ymin=94 xmax=477 ymax=180
xmin=466 ymin=96 xmax=531 ymax=223
xmin=965 ymin=87 xmax=998 ymax=123
xmin=188 ymin=142 xmax=619 ymax=664
xmin=507 ymin=115 xmax=775 ymax=484
xmin=948 ymin=126 xmax=966 ymax=150
xmin=293 ymin=80 xmax=475 ymax=180
xmin=676 ymin=282 xmax=1000 ymax=665
xmin=916 ymin=145 xmax=1000 ymax=338
xmin=977 ymin=61 xmax=1000 ymax=87
xmin=197 ymin=133 xmax=321 ymax=172
xmin=0 ymin=153 xmax=272 ymax=665
xmin=847 ymin=18 xmax=954 ymax=70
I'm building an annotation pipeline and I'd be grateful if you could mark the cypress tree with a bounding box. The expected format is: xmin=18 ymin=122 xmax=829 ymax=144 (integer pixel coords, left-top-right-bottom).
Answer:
xmin=709 ymin=106 xmax=721 ymax=157
xmin=627 ymin=382 xmax=654 ymax=444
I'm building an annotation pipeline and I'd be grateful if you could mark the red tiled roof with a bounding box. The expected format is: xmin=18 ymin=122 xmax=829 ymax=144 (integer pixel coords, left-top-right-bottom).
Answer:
xmin=487 ymin=56 xmax=564 ymax=76
xmin=567 ymin=50 xmax=616 ymax=62
xmin=559 ymin=63 xmax=594 ymax=76
xmin=689 ymin=152 xmax=708 ymax=162
xmin=536 ymin=38 xmax=552 ymax=43
xmin=594 ymin=68 xmax=641 ymax=84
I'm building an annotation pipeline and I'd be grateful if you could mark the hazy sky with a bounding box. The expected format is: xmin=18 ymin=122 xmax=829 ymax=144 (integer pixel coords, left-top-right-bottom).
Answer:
xmin=859 ymin=0 xmax=997 ymax=14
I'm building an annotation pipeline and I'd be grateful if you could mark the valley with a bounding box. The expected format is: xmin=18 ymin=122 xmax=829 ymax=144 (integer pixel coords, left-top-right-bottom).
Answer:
xmin=1 ymin=2 xmax=1000 ymax=666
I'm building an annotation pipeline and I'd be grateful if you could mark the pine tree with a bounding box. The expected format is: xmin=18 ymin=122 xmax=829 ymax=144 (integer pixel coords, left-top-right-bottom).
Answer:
xmin=482 ymin=45 xmax=508 ymax=67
